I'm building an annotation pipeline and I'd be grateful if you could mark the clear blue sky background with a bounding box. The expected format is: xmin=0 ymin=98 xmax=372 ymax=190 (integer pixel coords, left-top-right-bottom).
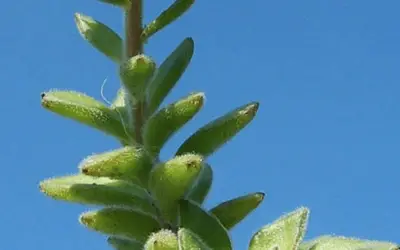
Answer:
xmin=1 ymin=0 xmax=399 ymax=249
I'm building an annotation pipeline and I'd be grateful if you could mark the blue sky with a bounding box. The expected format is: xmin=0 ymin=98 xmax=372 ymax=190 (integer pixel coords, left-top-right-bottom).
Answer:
xmin=1 ymin=0 xmax=399 ymax=249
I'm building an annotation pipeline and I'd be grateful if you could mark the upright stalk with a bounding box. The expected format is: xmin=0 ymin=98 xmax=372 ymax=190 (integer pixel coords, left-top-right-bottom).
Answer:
xmin=125 ymin=0 xmax=144 ymax=143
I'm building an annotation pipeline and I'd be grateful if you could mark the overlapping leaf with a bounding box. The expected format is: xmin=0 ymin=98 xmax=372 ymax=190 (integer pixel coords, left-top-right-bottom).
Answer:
xmin=176 ymin=102 xmax=259 ymax=157
xmin=147 ymin=38 xmax=194 ymax=115
xmin=75 ymin=13 xmax=123 ymax=63
xmin=210 ymin=192 xmax=264 ymax=230
xmin=248 ymin=207 xmax=309 ymax=250
xmin=108 ymin=237 xmax=143 ymax=250
xmin=178 ymin=199 xmax=232 ymax=249
xmin=40 ymin=174 xmax=155 ymax=213
xmin=185 ymin=163 xmax=213 ymax=204
xmin=41 ymin=90 xmax=131 ymax=143
xmin=80 ymin=207 xmax=160 ymax=243
xmin=144 ymin=229 xmax=178 ymax=250
xmin=143 ymin=92 xmax=204 ymax=157
xmin=178 ymin=228 xmax=211 ymax=250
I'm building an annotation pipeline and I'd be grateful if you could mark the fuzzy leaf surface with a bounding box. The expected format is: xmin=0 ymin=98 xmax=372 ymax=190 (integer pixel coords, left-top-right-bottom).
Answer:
xmin=143 ymin=92 xmax=204 ymax=157
xmin=176 ymin=102 xmax=259 ymax=157
xmin=41 ymin=90 xmax=130 ymax=143
xmin=249 ymin=207 xmax=309 ymax=250
xmin=149 ymin=154 xmax=204 ymax=223
xmin=144 ymin=229 xmax=178 ymax=250
xmin=79 ymin=146 xmax=153 ymax=187
xmin=147 ymin=38 xmax=194 ymax=115
xmin=299 ymin=235 xmax=400 ymax=250
xmin=210 ymin=192 xmax=264 ymax=230
xmin=75 ymin=13 xmax=122 ymax=63
xmin=120 ymin=55 xmax=156 ymax=101
xmin=178 ymin=200 xmax=232 ymax=250
xmin=80 ymin=207 xmax=160 ymax=243
xmin=178 ymin=228 xmax=211 ymax=250
xmin=108 ymin=237 xmax=143 ymax=250
xmin=185 ymin=163 xmax=213 ymax=204
xmin=39 ymin=174 xmax=155 ymax=213
xmin=142 ymin=0 xmax=195 ymax=41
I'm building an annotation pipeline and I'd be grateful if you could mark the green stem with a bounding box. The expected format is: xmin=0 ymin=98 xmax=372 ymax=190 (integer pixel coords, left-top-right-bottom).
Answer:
xmin=125 ymin=0 xmax=144 ymax=144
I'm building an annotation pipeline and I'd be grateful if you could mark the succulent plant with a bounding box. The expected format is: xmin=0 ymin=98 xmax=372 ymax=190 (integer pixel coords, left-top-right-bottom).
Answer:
xmin=39 ymin=1 xmax=399 ymax=249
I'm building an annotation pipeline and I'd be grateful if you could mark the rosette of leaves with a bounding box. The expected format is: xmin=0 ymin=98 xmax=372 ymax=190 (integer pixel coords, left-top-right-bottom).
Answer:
xmin=39 ymin=0 xmax=399 ymax=249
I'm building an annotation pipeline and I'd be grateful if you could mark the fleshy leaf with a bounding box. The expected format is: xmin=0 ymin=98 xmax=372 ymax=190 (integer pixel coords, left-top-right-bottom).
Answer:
xmin=210 ymin=192 xmax=265 ymax=230
xmin=39 ymin=174 xmax=155 ymax=213
xmin=143 ymin=92 xmax=204 ymax=157
xmin=147 ymin=38 xmax=194 ymax=115
xmin=248 ymin=207 xmax=309 ymax=250
xmin=299 ymin=235 xmax=400 ymax=250
xmin=178 ymin=228 xmax=211 ymax=250
xmin=80 ymin=207 xmax=160 ymax=243
xmin=74 ymin=13 xmax=123 ymax=63
xmin=176 ymin=102 xmax=259 ymax=157
xmin=108 ymin=237 xmax=143 ymax=250
xmin=178 ymin=200 xmax=232 ymax=250
xmin=79 ymin=146 xmax=153 ymax=187
xmin=185 ymin=163 xmax=213 ymax=204
xmin=144 ymin=229 xmax=178 ymax=250
xmin=98 ymin=0 xmax=130 ymax=9
xmin=120 ymin=55 xmax=156 ymax=101
xmin=41 ymin=90 xmax=131 ymax=143
xmin=149 ymin=154 xmax=204 ymax=223
xmin=142 ymin=0 xmax=195 ymax=41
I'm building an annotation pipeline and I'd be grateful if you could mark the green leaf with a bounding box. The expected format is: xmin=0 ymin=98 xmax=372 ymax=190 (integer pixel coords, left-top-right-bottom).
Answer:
xmin=108 ymin=237 xmax=143 ymax=250
xmin=185 ymin=163 xmax=213 ymax=204
xmin=142 ymin=0 xmax=195 ymax=41
xmin=39 ymin=174 xmax=155 ymax=213
xmin=79 ymin=146 xmax=153 ymax=187
xmin=74 ymin=13 xmax=123 ymax=63
xmin=147 ymin=38 xmax=194 ymax=115
xmin=98 ymin=0 xmax=130 ymax=9
xmin=176 ymin=102 xmax=259 ymax=157
xmin=299 ymin=235 xmax=400 ymax=250
xmin=120 ymin=55 xmax=156 ymax=101
xmin=210 ymin=192 xmax=265 ymax=230
xmin=248 ymin=207 xmax=309 ymax=250
xmin=111 ymin=88 xmax=135 ymax=145
xmin=144 ymin=229 xmax=179 ymax=250
xmin=143 ymin=92 xmax=205 ymax=157
xmin=41 ymin=90 xmax=132 ymax=143
xmin=178 ymin=228 xmax=211 ymax=250
xmin=178 ymin=200 xmax=232 ymax=250
xmin=149 ymin=154 xmax=204 ymax=223
xmin=80 ymin=207 xmax=161 ymax=243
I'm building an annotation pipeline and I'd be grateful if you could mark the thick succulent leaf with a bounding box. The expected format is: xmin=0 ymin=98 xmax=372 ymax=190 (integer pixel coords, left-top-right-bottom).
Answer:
xmin=143 ymin=92 xmax=205 ymax=157
xmin=149 ymin=154 xmax=204 ymax=223
xmin=98 ymin=0 xmax=130 ymax=8
xmin=248 ymin=207 xmax=309 ymax=250
xmin=178 ymin=200 xmax=232 ymax=250
xmin=299 ymin=235 xmax=400 ymax=250
xmin=79 ymin=146 xmax=153 ymax=187
xmin=41 ymin=90 xmax=131 ymax=143
xmin=185 ymin=163 xmax=213 ymax=204
xmin=111 ymin=88 xmax=135 ymax=145
xmin=142 ymin=0 xmax=195 ymax=41
xmin=144 ymin=229 xmax=178 ymax=250
xmin=120 ymin=55 xmax=156 ymax=101
xmin=178 ymin=228 xmax=211 ymax=250
xmin=108 ymin=237 xmax=143 ymax=250
xmin=147 ymin=38 xmax=194 ymax=115
xmin=74 ymin=13 xmax=123 ymax=63
xmin=210 ymin=192 xmax=265 ymax=230
xmin=80 ymin=207 xmax=160 ymax=243
xmin=39 ymin=174 xmax=155 ymax=213
xmin=176 ymin=102 xmax=259 ymax=157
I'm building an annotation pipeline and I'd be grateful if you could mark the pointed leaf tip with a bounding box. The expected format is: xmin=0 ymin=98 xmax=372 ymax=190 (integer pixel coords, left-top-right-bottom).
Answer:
xmin=210 ymin=192 xmax=265 ymax=230
xmin=142 ymin=0 xmax=195 ymax=41
xmin=74 ymin=13 xmax=123 ymax=63
xmin=249 ymin=207 xmax=309 ymax=250
xmin=176 ymin=101 xmax=260 ymax=157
